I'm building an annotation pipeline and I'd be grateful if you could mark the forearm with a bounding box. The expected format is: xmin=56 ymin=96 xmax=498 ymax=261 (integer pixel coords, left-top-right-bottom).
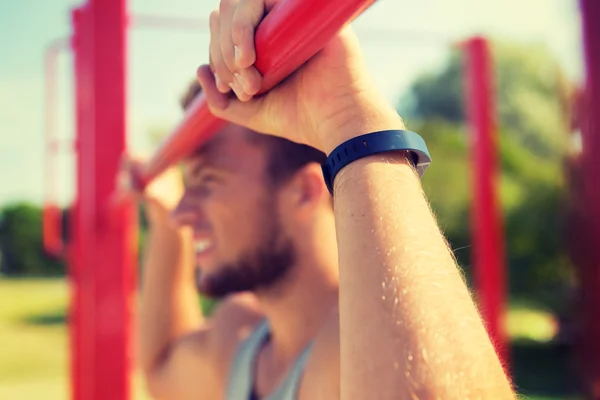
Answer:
xmin=138 ymin=220 xmax=202 ymax=374
xmin=328 ymin=104 xmax=513 ymax=398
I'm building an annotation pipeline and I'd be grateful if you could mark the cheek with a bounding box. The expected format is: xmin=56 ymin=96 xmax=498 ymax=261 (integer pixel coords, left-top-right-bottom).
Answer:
xmin=206 ymin=197 xmax=254 ymax=250
xmin=209 ymin=193 xmax=268 ymax=252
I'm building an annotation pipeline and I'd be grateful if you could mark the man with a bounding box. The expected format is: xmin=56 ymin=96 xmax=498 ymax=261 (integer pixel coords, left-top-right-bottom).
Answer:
xmin=127 ymin=0 xmax=515 ymax=398
xmin=133 ymin=82 xmax=340 ymax=400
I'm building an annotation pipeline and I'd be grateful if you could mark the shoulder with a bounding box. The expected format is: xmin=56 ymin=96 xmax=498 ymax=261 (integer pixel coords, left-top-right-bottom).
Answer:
xmin=147 ymin=293 xmax=264 ymax=400
xmin=206 ymin=292 xmax=265 ymax=360
xmin=298 ymin=306 xmax=340 ymax=400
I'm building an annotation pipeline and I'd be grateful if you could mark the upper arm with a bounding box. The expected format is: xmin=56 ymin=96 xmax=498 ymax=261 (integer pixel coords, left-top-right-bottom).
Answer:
xmin=298 ymin=307 xmax=340 ymax=400
xmin=145 ymin=330 xmax=221 ymax=400
xmin=145 ymin=294 xmax=264 ymax=400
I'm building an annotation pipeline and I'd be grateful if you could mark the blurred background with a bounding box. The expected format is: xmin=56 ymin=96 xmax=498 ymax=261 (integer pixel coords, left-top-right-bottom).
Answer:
xmin=0 ymin=0 xmax=591 ymax=399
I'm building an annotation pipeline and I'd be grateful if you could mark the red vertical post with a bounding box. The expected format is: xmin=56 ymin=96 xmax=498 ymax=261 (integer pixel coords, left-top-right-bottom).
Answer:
xmin=90 ymin=0 xmax=136 ymax=396
xmin=43 ymin=39 xmax=69 ymax=257
xmin=43 ymin=44 xmax=61 ymax=256
xmin=70 ymin=8 xmax=88 ymax=399
xmin=576 ymin=0 xmax=600 ymax=395
xmin=464 ymin=37 xmax=508 ymax=365
xmin=71 ymin=1 xmax=135 ymax=399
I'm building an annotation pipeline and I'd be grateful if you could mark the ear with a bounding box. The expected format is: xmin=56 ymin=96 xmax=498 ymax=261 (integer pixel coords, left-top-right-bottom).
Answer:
xmin=280 ymin=163 xmax=329 ymax=218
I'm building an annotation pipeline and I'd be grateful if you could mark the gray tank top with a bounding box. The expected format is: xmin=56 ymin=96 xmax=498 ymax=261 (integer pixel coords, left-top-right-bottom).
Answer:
xmin=226 ymin=320 xmax=313 ymax=400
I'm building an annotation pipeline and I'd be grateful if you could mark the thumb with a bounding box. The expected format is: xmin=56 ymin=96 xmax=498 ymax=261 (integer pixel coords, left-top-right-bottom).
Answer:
xmin=196 ymin=64 xmax=268 ymax=133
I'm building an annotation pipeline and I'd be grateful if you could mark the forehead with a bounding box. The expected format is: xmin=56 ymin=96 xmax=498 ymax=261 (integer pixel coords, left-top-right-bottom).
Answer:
xmin=183 ymin=124 xmax=266 ymax=175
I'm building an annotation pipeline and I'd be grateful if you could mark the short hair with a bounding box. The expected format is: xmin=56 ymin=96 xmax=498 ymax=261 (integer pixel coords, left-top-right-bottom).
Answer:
xmin=180 ymin=81 xmax=326 ymax=187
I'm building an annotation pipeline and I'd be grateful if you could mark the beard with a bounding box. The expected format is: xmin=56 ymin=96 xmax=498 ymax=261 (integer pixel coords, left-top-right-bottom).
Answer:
xmin=194 ymin=204 xmax=296 ymax=299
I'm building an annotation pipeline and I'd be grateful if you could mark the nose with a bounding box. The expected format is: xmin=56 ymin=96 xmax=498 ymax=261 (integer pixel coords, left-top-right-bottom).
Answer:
xmin=170 ymin=194 xmax=206 ymax=228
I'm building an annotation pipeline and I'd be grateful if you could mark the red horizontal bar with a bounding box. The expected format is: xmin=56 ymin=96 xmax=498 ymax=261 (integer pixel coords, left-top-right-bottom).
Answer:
xmin=136 ymin=0 xmax=376 ymax=188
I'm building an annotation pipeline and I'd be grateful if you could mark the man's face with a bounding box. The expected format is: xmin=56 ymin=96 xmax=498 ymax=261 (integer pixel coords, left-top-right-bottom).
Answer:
xmin=173 ymin=125 xmax=296 ymax=298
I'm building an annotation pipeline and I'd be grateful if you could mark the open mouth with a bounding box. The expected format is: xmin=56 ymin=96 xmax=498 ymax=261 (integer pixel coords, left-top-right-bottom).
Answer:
xmin=195 ymin=238 xmax=213 ymax=254
xmin=194 ymin=237 xmax=215 ymax=266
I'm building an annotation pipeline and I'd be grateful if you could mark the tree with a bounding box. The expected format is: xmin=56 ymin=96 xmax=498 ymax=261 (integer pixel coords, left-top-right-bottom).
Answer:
xmin=400 ymin=39 xmax=576 ymax=312
xmin=402 ymin=40 xmax=572 ymax=160
xmin=0 ymin=202 xmax=66 ymax=276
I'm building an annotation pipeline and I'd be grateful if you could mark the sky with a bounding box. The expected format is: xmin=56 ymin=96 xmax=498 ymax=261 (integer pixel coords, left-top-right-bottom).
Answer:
xmin=0 ymin=0 xmax=584 ymax=207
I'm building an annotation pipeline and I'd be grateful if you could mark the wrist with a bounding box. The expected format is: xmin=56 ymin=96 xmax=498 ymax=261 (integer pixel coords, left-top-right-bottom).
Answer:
xmin=318 ymin=92 xmax=406 ymax=154
xmin=147 ymin=218 xmax=187 ymax=246
xmin=333 ymin=152 xmax=415 ymax=195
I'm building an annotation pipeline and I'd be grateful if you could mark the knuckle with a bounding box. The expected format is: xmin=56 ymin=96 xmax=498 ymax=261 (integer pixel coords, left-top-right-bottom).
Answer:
xmin=221 ymin=44 xmax=236 ymax=70
xmin=230 ymin=18 xmax=251 ymax=44
xmin=209 ymin=9 xmax=220 ymax=30
xmin=244 ymin=67 xmax=262 ymax=93
xmin=212 ymin=57 xmax=232 ymax=81
xmin=219 ymin=0 xmax=235 ymax=14
xmin=206 ymin=100 xmax=225 ymax=117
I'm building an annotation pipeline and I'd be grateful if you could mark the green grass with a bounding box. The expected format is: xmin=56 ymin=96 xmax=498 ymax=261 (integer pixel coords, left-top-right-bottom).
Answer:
xmin=0 ymin=277 xmax=583 ymax=399
xmin=0 ymin=279 xmax=68 ymax=392
xmin=0 ymin=278 xmax=150 ymax=399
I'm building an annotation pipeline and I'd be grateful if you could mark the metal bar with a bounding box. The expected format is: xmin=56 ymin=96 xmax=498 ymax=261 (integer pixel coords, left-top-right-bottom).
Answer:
xmin=42 ymin=38 xmax=69 ymax=257
xmin=463 ymin=37 xmax=508 ymax=365
xmin=91 ymin=0 xmax=135 ymax=397
xmin=71 ymin=1 xmax=135 ymax=398
xmin=136 ymin=0 xmax=377 ymax=187
xmin=71 ymin=8 xmax=89 ymax=399
xmin=576 ymin=0 xmax=600 ymax=395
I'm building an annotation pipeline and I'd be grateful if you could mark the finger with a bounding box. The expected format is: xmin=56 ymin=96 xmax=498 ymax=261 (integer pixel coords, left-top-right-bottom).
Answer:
xmin=111 ymin=173 xmax=141 ymax=207
xmin=229 ymin=0 xmax=279 ymax=69
xmin=197 ymin=66 xmax=265 ymax=131
xmin=110 ymin=188 xmax=140 ymax=208
xmin=230 ymin=0 xmax=265 ymax=69
xmin=229 ymin=76 xmax=252 ymax=102
xmin=197 ymin=64 xmax=231 ymax=111
xmin=209 ymin=9 xmax=233 ymax=93
xmin=118 ymin=153 xmax=131 ymax=174
xmin=219 ymin=0 xmax=238 ymax=73
xmin=235 ymin=66 xmax=262 ymax=97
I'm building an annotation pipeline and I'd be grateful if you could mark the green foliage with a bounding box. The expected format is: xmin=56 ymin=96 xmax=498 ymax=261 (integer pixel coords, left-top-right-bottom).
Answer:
xmin=402 ymin=40 xmax=570 ymax=160
xmin=400 ymin=39 xmax=575 ymax=313
xmin=0 ymin=203 xmax=65 ymax=276
xmin=492 ymin=41 xmax=571 ymax=160
xmin=403 ymin=52 xmax=466 ymax=123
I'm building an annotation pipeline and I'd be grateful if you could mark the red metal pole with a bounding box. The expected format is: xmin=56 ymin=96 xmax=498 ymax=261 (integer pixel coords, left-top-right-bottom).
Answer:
xmin=71 ymin=1 xmax=135 ymax=398
xmin=464 ymin=37 xmax=508 ymax=365
xmin=576 ymin=0 xmax=600 ymax=395
xmin=43 ymin=38 xmax=69 ymax=257
xmin=70 ymin=8 xmax=88 ymax=399
xmin=137 ymin=0 xmax=376 ymax=187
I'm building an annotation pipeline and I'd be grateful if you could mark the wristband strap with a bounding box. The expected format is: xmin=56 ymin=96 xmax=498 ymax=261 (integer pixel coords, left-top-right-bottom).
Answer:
xmin=321 ymin=130 xmax=431 ymax=195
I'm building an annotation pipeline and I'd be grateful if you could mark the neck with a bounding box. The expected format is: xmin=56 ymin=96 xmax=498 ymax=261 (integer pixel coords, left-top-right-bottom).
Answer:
xmin=255 ymin=215 xmax=338 ymax=362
